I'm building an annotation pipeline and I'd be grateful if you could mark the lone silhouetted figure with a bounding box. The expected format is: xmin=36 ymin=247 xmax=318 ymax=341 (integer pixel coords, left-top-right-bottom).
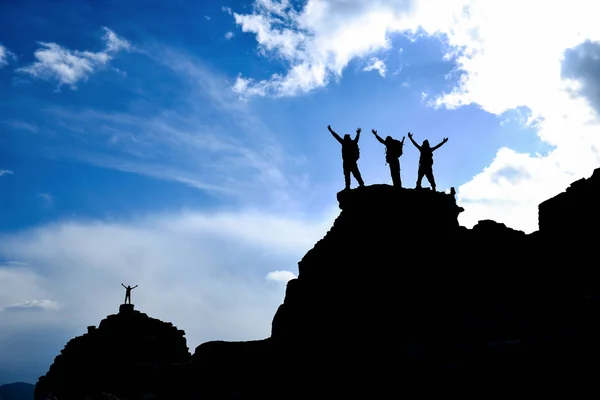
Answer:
xmin=407 ymin=132 xmax=448 ymax=192
xmin=328 ymin=125 xmax=365 ymax=190
xmin=121 ymin=283 xmax=137 ymax=304
xmin=372 ymin=129 xmax=405 ymax=188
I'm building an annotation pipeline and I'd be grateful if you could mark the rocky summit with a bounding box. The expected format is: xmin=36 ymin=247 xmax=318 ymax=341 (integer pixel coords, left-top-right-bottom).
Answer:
xmin=34 ymin=304 xmax=191 ymax=400
xmin=35 ymin=168 xmax=600 ymax=399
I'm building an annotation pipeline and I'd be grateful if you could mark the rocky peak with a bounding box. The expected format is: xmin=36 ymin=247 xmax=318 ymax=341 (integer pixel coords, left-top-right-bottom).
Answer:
xmin=34 ymin=304 xmax=191 ymax=400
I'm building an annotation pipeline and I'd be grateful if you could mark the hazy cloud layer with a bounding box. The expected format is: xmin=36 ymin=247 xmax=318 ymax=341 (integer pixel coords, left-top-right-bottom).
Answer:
xmin=0 ymin=207 xmax=337 ymax=374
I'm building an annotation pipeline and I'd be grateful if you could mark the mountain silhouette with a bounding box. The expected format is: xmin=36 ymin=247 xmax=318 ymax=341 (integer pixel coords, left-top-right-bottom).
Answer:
xmin=0 ymin=382 xmax=34 ymax=400
xmin=34 ymin=304 xmax=191 ymax=400
xmin=34 ymin=167 xmax=600 ymax=398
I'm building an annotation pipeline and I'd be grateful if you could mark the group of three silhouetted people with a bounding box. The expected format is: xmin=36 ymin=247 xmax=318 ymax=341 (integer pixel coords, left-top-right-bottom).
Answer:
xmin=327 ymin=125 xmax=448 ymax=191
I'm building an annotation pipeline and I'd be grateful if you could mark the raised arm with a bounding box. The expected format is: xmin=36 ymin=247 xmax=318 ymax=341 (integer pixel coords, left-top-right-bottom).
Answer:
xmin=121 ymin=283 xmax=126 ymax=288
xmin=354 ymin=127 xmax=362 ymax=142
xmin=372 ymin=129 xmax=385 ymax=145
xmin=327 ymin=125 xmax=343 ymax=144
xmin=132 ymin=285 xmax=138 ymax=289
xmin=431 ymin=137 xmax=448 ymax=151
xmin=407 ymin=132 xmax=421 ymax=150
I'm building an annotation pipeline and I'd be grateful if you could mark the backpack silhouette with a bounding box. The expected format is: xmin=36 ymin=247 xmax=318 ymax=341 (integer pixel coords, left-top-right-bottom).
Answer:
xmin=345 ymin=140 xmax=360 ymax=161
xmin=387 ymin=139 xmax=403 ymax=159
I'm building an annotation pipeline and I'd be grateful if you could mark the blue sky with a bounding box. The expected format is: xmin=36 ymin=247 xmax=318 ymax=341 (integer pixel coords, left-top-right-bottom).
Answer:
xmin=2 ymin=0 xmax=600 ymax=385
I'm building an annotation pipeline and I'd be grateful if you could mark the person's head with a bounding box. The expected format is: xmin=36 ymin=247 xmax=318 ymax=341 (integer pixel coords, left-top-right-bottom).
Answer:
xmin=422 ymin=139 xmax=430 ymax=149
xmin=343 ymin=134 xmax=351 ymax=141
xmin=385 ymin=136 xmax=392 ymax=143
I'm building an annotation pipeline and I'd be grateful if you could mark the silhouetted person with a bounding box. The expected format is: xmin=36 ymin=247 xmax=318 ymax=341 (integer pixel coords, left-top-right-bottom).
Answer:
xmin=328 ymin=125 xmax=365 ymax=190
xmin=372 ymin=129 xmax=405 ymax=187
xmin=121 ymin=283 xmax=137 ymax=304
xmin=407 ymin=132 xmax=448 ymax=192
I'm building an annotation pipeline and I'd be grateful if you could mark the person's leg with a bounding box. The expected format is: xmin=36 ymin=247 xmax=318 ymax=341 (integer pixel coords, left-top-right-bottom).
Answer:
xmin=343 ymin=162 xmax=351 ymax=189
xmin=351 ymin=163 xmax=365 ymax=186
xmin=416 ymin=165 xmax=424 ymax=188
xmin=426 ymin=169 xmax=436 ymax=192
xmin=398 ymin=167 xmax=402 ymax=188
xmin=390 ymin=159 xmax=400 ymax=187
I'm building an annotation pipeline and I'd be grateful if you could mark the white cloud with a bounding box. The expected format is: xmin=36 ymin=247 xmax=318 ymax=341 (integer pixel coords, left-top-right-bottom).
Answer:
xmin=0 ymin=208 xmax=335 ymax=353
xmin=0 ymin=169 xmax=13 ymax=177
xmin=265 ymin=270 xmax=297 ymax=283
xmin=16 ymin=27 xmax=130 ymax=90
xmin=229 ymin=0 xmax=464 ymax=98
xmin=225 ymin=31 xmax=235 ymax=40
xmin=413 ymin=0 xmax=600 ymax=233
xmin=363 ymin=57 xmax=387 ymax=78
xmin=230 ymin=0 xmax=413 ymax=97
xmin=0 ymin=44 xmax=14 ymax=67
xmin=2 ymin=300 xmax=59 ymax=312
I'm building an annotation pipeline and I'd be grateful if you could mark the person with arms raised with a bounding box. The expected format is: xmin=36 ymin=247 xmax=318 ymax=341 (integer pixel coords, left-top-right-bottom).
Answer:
xmin=327 ymin=125 xmax=365 ymax=190
xmin=372 ymin=129 xmax=405 ymax=188
xmin=407 ymin=132 xmax=448 ymax=192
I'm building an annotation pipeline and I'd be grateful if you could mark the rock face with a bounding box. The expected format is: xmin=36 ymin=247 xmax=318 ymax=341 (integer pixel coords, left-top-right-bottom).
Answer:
xmin=193 ymin=172 xmax=600 ymax=398
xmin=538 ymin=167 xmax=600 ymax=236
xmin=34 ymin=304 xmax=191 ymax=400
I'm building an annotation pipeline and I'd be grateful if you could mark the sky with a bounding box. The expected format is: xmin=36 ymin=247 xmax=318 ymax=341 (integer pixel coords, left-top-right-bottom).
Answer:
xmin=2 ymin=0 xmax=600 ymax=385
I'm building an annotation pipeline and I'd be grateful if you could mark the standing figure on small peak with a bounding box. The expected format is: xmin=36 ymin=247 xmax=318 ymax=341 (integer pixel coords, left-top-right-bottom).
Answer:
xmin=327 ymin=125 xmax=365 ymax=190
xmin=372 ymin=129 xmax=405 ymax=188
xmin=407 ymin=132 xmax=448 ymax=192
xmin=121 ymin=283 xmax=138 ymax=304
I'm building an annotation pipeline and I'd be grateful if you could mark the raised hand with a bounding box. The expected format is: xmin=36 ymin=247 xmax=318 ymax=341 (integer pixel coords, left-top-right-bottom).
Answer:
xmin=443 ymin=137 xmax=448 ymax=143
xmin=372 ymin=129 xmax=377 ymax=135
xmin=327 ymin=125 xmax=332 ymax=131
xmin=408 ymin=132 xmax=413 ymax=138
xmin=356 ymin=127 xmax=362 ymax=134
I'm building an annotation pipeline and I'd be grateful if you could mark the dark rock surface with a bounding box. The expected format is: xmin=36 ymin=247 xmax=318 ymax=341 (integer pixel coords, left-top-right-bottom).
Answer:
xmin=194 ymin=171 xmax=600 ymax=397
xmin=538 ymin=167 xmax=600 ymax=235
xmin=34 ymin=168 xmax=600 ymax=398
xmin=0 ymin=382 xmax=35 ymax=400
xmin=34 ymin=304 xmax=191 ymax=400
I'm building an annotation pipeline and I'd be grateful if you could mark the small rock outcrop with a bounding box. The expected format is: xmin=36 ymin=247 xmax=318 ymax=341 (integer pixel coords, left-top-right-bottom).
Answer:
xmin=34 ymin=304 xmax=191 ymax=400
xmin=538 ymin=168 xmax=600 ymax=236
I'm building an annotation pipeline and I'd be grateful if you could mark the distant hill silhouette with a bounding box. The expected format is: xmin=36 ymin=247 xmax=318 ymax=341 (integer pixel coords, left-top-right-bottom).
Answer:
xmin=34 ymin=168 xmax=600 ymax=398
xmin=0 ymin=382 xmax=34 ymax=400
